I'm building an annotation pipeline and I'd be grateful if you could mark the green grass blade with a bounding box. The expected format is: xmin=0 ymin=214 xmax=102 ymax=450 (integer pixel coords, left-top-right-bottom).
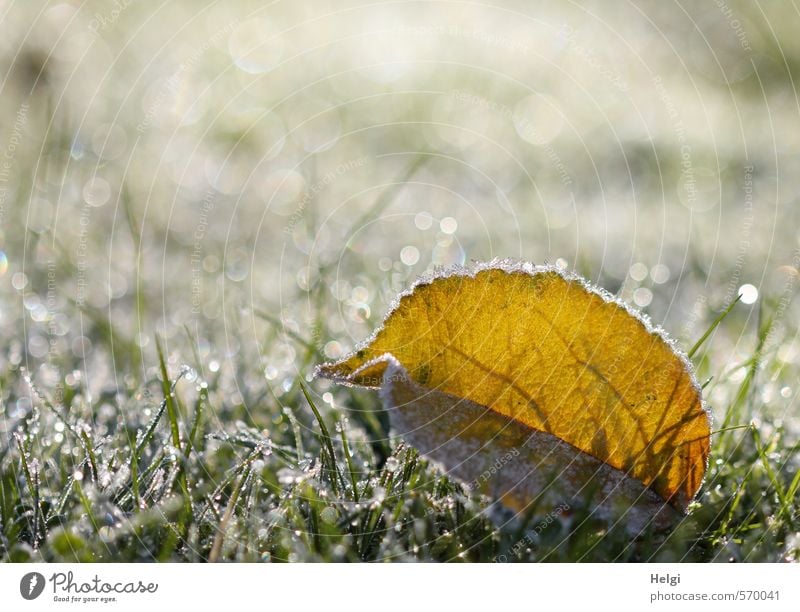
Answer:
xmin=155 ymin=335 xmax=182 ymax=449
xmin=299 ymin=380 xmax=345 ymax=495
xmin=688 ymin=295 xmax=741 ymax=358
xmin=338 ymin=419 xmax=360 ymax=502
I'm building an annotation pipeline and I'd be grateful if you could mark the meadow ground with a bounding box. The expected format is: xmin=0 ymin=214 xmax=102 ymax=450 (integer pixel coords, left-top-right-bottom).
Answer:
xmin=0 ymin=1 xmax=798 ymax=562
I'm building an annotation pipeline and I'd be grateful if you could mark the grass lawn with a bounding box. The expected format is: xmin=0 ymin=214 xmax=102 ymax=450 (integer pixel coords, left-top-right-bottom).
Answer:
xmin=1 ymin=294 xmax=798 ymax=562
xmin=1 ymin=1 xmax=798 ymax=563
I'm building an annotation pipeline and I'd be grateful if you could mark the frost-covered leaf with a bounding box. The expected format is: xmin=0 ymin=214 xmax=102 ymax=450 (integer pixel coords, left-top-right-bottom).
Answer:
xmin=317 ymin=260 xmax=711 ymax=526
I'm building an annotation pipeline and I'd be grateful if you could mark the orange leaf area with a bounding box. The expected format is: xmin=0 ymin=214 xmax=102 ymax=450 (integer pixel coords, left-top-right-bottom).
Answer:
xmin=318 ymin=261 xmax=710 ymax=518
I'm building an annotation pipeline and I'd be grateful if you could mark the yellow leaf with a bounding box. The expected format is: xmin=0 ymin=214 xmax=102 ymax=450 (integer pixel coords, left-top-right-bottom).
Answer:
xmin=317 ymin=260 xmax=710 ymax=521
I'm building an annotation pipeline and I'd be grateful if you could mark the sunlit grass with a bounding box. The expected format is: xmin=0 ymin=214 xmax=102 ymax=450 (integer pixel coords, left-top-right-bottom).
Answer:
xmin=1 ymin=0 xmax=798 ymax=564
xmin=0 ymin=300 xmax=797 ymax=562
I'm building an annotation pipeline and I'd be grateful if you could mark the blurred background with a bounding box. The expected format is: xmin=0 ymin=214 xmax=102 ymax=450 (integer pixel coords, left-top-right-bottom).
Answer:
xmin=0 ymin=0 xmax=798 ymax=432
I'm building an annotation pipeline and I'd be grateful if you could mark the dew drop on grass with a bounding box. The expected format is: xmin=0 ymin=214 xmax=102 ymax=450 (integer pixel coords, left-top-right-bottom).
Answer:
xmin=99 ymin=526 xmax=114 ymax=542
xmin=320 ymin=506 xmax=338 ymax=524
xmin=385 ymin=457 xmax=399 ymax=472
xmin=181 ymin=365 xmax=197 ymax=382
xmin=738 ymin=283 xmax=758 ymax=304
